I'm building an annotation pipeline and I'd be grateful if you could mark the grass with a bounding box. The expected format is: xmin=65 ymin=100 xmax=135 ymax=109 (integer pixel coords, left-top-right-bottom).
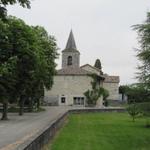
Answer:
xmin=45 ymin=112 xmax=150 ymax=150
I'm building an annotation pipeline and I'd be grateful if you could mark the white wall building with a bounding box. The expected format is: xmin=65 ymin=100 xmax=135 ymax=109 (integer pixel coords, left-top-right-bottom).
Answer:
xmin=45 ymin=30 xmax=120 ymax=106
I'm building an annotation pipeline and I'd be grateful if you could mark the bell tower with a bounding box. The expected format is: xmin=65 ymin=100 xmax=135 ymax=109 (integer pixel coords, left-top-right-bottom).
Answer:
xmin=62 ymin=30 xmax=80 ymax=69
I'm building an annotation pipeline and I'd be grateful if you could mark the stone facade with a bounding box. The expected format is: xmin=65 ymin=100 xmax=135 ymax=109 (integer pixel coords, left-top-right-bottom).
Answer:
xmin=103 ymin=82 xmax=119 ymax=100
xmin=103 ymin=75 xmax=120 ymax=100
xmin=45 ymin=75 xmax=92 ymax=106
xmin=62 ymin=51 xmax=80 ymax=69
xmin=45 ymin=74 xmax=104 ymax=106
xmin=45 ymin=30 xmax=120 ymax=106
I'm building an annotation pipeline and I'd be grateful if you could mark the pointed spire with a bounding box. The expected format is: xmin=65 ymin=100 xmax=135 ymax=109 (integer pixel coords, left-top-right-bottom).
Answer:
xmin=65 ymin=30 xmax=77 ymax=50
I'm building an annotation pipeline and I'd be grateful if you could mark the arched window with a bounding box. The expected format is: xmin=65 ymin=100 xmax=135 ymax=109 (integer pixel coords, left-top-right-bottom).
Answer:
xmin=67 ymin=56 xmax=72 ymax=66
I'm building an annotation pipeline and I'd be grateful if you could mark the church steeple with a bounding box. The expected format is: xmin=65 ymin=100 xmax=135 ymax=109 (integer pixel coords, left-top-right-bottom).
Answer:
xmin=62 ymin=30 xmax=80 ymax=69
xmin=65 ymin=30 xmax=77 ymax=50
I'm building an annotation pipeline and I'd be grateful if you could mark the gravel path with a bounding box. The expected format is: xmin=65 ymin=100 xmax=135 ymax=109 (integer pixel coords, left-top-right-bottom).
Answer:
xmin=0 ymin=106 xmax=69 ymax=150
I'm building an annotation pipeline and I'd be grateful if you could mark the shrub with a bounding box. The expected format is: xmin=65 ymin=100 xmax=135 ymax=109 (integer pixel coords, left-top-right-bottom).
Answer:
xmin=127 ymin=103 xmax=140 ymax=122
xmin=138 ymin=102 xmax=150 ymax=127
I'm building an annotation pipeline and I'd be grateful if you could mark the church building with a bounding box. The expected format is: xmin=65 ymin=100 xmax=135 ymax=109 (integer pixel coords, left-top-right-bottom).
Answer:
xmin=45 ymin=30 xmax=120 ymax=106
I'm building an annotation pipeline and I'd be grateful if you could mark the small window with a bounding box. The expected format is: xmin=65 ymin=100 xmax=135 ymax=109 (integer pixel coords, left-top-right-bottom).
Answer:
xmin=61 ymin=97 xmax=66 ymax=103
xmin=67 ymin=56 xmax=72 ymax=66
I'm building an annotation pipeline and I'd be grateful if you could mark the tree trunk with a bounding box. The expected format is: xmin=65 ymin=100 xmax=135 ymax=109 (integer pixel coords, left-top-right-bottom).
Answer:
xmin=19 ymin=96 xmax=25 ymax=116
xmin=133 ymin=116 xmax=135 ymax=122
xmin=37 ymin=98 xmax=40 ymax=110
xmin=29 ymin=99 xmax=33 ymax=112
xmin=1 ymin=102 xmax=8 ymax=120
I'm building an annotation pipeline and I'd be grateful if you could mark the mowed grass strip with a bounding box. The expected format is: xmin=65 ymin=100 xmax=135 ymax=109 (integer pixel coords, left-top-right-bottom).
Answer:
xmin=47 ymin=113 xmax=150 ymax=150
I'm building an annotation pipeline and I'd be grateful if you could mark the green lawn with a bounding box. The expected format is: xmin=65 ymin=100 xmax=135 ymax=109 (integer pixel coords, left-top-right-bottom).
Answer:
xmin=47 ymin=113 xmax=150 ymax=150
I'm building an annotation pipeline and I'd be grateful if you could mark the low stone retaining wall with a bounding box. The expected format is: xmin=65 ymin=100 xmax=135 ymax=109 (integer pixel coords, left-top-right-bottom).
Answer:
xmin=19 ymin=112 xmax=68 ymax=150
xmin=20 ymin=108 xmax=125 ymax=150
xmin=69 ymin=108 xmax=126 ymax=113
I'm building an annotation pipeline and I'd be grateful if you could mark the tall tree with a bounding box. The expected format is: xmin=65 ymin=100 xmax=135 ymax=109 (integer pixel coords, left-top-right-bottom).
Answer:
xmin=0 ymin=16 xmax=58 ymax=118
xmin=94 ymin=59 xmax=103 ymax=75
xmin=133 ymin=12 xmax=150 ymax=89
xmin=0 ymin=19 xmax=18 ymax=120
xmin=119 ymin=85 xmax=129 ymax=101
xmin=0 ymin=58 xmax=17 ymax=120
xmin=94 ymin=59 xmax=102 ymax=70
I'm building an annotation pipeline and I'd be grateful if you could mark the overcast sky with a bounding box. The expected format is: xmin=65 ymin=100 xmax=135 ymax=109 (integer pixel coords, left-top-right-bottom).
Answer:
xmin=7 ymin=0 xmax=150 ymax=85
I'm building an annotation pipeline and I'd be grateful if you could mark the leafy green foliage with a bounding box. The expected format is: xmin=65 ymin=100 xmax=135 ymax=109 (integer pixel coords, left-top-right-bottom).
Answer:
xmin=0 ymin=16 xmax=58 ymax=118
xmin=94 ymin=59 xmax=103 ymax=74
xmin=138 ymin=102 xmax=150 ymax=127
xmin=84 ymin=88 xmax=103 ymax=105
xmin=127 ymin=103 xmax=140 ymax=122
xmin=94 ymin=59 xmax=102 ymax=70
xmin=119 ymin=85 xmax=129 ymax=100
xmin=127 ymin=102 xmax=150 ymax=127
xmin=125 ymin=84 xmax=150 ymax=103
xmin=139 ymin=102 xmax=150 ymax=116
xmin=119 ymin=84 xmax=150 ymax=103
xmin=103 ymin=88 xmax=109 ymax=100
xmin=0 ymin=0 xmax=31 ymax=20
xmin=133 ymin=12 xmax=150 ymax=89
xmin=130 ymin=11 xmax=150 ymax=127
xmin=84 ymin=74 xmax=109 ymax=106
xmin=103 ymin=88 xmax=109 ymax=106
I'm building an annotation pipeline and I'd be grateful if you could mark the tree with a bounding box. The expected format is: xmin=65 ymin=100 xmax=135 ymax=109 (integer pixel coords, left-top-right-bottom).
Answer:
xmin=94 ymin=59 xmax=103 ymax=75
xmin=0 ymin=63 xmax=17 ymax=120
xmin=133 ymin=12 xmax=150 ymax=90
xmin=131 ymin=11 xmax=150 ymax=127
xmin=0 ymin=16 xmax=58 ymax=118
xmin=0 ymin=0 xmax=31 ymax=20
xmin=13 ymin=21 xmax=57 ymax=115
xmin=28 ymin=26 xmax=57 ymax=111
xmin=0 ymin=19 xmax=18 ymax=120
xmin=0 ymin=56 xmax=18 ymax=120
xmin=94 ymin=59 xmax=102 ymax=70
xmin=138 ymin=102 xmax=150 ymax=127
xmin=119 ymin=85 xmax=129 ymax=101
xmin=126 ymin=84 xmax=150 ymax=103
xmin=127 ymin=103 xmax=140 ymax=122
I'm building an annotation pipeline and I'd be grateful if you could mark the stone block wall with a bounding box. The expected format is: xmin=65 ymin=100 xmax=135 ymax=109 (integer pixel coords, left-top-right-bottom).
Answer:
xmin=62 ymin=52 xmax=80 ymax=68
xmin=103 ymin=82 xmax=119 ymax=100
xmin=45 ymin=75 xmax=92 ymax=106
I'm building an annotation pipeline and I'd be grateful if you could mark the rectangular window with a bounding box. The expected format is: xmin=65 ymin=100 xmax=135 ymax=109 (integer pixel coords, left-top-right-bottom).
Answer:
xmin=61 ymin=97 xmax=66 ymax=103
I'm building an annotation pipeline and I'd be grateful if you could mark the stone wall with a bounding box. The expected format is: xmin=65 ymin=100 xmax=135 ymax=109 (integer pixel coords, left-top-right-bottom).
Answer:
xmin=62 ymin=52 xmax=80 ymax=68
xmin=20 ymin=112 xmax=68 ymax=150
xmin=45 ymin=75 xmax=93 ymax=106
xmin=103 ymin=82 xmax=119 ymax=100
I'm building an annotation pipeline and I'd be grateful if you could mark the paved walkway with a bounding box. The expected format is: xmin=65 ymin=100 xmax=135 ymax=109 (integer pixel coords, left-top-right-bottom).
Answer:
xmin=0 ymin=106 xmax=69 ymax=150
